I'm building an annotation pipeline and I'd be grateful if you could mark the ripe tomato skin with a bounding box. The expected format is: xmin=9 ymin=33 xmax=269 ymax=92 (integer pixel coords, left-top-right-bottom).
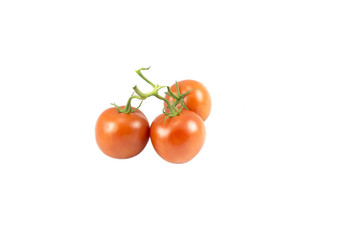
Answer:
xmin=95 ymin=107 xmax=150 ymax=159
xmin=150 ymin=110 xmax=206 ymax=164
xmin=165 ymin=80 xmax=211 ymax=121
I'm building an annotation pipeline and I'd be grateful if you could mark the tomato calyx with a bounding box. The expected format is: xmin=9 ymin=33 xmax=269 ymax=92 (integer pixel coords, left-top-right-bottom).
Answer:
xmin=165 ymin=81 xmax=193 ymax=111
xmin=111 ymin=95 xmax=143 ymax=114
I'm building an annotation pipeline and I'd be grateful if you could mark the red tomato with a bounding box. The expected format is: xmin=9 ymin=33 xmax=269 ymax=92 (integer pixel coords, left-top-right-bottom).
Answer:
xmin=150 ymin=110 xmax=206 ymax=164
xmin=165 ymin=80 xmax=211 ymax=121
xmin=95 ymin=107 xmax=150 ymax=159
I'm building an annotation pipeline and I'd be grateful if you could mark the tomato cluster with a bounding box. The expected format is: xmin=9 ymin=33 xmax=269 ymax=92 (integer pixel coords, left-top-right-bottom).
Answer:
xmin=95 ymin=68 xmax=211 ymax=164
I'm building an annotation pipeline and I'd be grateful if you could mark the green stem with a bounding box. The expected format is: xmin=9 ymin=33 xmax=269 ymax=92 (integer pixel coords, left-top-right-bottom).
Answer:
xmin=133 ymin=85 xmax=165 ymax=99
xmin=124 ymin=94 xmax=134 ymax=112
xmin=123 ymin=94 xmax=145 ymax=112
xmin=133 ymin=84 xmax=176 ymax=116
xmin=113 ymin=67 xmax=190 ymax=117
xmin=113 ymin=93 xmax=143 ymax=114
xmin=154 ymin=94 xmax=176 ymax=115
xmin=134 ymin=67 xmax=177 ymax=115
xmin=135 ymin=67 xmax=156 ymax=88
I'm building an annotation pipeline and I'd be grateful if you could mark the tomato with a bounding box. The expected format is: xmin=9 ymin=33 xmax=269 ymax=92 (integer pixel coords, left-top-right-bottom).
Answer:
xmin=95 ymin=107 xmax=150 ymax=159
xmin=165 ymin=80 xmax=211 ymax=121
xmin=150 ymin=110 xmax=206 ymax=163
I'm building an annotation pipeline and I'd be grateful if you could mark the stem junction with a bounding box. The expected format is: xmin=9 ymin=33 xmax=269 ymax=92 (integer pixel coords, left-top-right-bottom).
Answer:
xmin=112 ymin=67 xmax=192 ymax=117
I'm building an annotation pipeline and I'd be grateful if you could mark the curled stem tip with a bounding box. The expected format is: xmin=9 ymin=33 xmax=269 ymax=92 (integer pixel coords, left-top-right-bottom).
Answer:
xmin=135 ymin=66 xmax=155 ymax=87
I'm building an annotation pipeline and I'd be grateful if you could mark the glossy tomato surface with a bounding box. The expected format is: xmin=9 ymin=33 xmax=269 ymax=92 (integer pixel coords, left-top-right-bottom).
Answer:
xmin=95 ymin=107 xmax=150 ymax=159
xmin=150 ymin=110 xmax=206 ymax=164
xmin=165 ymin=80 xmax=211 ymax=121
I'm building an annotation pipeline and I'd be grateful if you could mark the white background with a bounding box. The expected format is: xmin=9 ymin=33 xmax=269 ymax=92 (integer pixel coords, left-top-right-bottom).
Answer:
xmin=0 ymin=0 xmax=359 ymax=239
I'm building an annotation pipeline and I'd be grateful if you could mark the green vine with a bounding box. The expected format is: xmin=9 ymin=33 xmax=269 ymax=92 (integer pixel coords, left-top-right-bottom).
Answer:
xmin=112 ymin=67 xmax=191 ymax=117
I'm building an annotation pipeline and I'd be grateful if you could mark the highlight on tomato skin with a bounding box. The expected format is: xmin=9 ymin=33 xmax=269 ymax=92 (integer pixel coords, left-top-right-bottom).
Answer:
xmin=95 ymin=107 xmax=150 ymax=159
xmin=165 ymin=80 xmax=212 ymax=121
xmin=150 ymin=110 xmax=206 ymax=164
